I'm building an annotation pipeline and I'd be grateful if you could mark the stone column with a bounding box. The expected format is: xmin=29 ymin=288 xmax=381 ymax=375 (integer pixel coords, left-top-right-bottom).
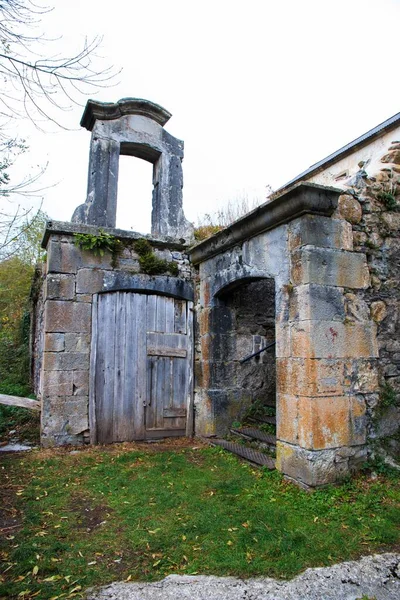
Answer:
xmin=276 ymin=215 xmax=377 ymax=487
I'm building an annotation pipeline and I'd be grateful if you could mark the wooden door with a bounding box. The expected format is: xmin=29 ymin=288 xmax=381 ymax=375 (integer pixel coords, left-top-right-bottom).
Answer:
xmin=89 ymin=292 xmax=193 ymax=444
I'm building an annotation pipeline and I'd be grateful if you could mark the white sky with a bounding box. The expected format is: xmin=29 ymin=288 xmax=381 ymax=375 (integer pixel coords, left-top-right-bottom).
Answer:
xmin=4 ymin=0 xmax=400 ymax=235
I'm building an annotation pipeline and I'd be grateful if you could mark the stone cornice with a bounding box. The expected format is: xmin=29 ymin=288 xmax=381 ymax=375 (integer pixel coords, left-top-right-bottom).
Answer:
xmin=41 ymin=221 xmax=188 ymax=250
xmin=80 ymin=98 xmax=172 ymax=131
xmin=188 ymin=182 xmax=342 ymax=265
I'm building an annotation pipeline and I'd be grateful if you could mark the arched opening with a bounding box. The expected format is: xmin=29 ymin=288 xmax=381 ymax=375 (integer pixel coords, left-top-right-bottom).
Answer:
xmin=208 ymin=277 xmax=276 ymax=435
xmin=116 ymin=155 xmax=154 ymax=233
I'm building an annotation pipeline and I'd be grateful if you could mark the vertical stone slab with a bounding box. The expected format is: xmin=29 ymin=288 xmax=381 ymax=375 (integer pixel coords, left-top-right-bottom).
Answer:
xmin=84 ymin=137 xmax=120 ymax=228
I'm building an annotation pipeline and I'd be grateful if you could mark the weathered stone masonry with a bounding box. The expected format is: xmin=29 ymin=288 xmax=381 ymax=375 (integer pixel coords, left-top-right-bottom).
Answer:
xmin=37 ymin=98 xmax=195 ymax=447
xmin=39 ymin=222 xmax=192 ymax=446
xmin=190 ymin=183 xmax=377 ymax=487
xmin=34 ymin=99 xmax=400 ymax=488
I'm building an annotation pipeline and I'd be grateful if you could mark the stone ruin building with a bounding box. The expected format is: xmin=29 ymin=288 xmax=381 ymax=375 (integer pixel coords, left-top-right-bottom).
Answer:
xmin=33 ymin=98 xmax=400 ymax=488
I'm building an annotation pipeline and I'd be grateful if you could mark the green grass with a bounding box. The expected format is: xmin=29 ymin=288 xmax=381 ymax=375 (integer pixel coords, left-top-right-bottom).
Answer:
xmin=1 ymin=444 xmax=400 ymax=599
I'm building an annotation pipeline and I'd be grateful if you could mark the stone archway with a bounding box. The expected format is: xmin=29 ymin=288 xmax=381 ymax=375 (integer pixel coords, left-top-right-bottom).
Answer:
xmin=191 ymin=183 xmax=377 ymax=488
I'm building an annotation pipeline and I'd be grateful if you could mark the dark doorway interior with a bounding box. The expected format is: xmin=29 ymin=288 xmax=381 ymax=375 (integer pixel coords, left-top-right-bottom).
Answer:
xmin=210 ymin=278 xmax=276 ymax=434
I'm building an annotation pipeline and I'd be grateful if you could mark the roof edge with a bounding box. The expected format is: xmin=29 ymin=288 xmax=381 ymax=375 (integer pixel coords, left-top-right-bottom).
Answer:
xmin=274 ymin=111 xmax=400 ymax=197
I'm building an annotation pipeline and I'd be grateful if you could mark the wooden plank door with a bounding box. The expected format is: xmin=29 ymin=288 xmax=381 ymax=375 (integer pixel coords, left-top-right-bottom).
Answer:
xmin=145 ymin=295 xmax=193 ymax=438
xmin=90 ymin=292 xmax=193 ymax=444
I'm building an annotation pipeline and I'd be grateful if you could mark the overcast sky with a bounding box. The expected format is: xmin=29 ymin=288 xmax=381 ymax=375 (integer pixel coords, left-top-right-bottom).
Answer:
xmin=5 ymin=0 xmax=400 ymax=234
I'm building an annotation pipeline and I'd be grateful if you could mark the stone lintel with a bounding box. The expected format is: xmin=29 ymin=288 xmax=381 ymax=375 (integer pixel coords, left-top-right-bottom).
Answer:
xmin=80 ymin=98 xmax=172 ymax=131
xmin=189 ymin=183 xmax=341 ymax=265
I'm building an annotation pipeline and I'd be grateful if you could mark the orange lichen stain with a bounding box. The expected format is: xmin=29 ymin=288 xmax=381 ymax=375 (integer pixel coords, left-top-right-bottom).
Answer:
xmin=201 ymin=281 xmax=211 ymax=307
xmin=202 ymin=360 xmax=211 ymax=388
xmin=200 ymin=336 xmax=211 ymax=362
xmin=298 ymin=397 xmax=350 ymax=450
xmin=276 ymin=394 xmax=299 ymax=443
xmin=199 ymin=308 xmax=211 ymax=336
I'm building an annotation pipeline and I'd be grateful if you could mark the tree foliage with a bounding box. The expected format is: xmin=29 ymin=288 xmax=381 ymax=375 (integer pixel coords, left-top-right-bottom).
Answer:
xmin=0 ymin=209 xmax=47 ymax=391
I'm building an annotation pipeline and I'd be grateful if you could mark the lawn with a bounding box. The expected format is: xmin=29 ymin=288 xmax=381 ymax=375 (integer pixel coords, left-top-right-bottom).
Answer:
xmin=1 ymin=440 xmax=400 ymax=599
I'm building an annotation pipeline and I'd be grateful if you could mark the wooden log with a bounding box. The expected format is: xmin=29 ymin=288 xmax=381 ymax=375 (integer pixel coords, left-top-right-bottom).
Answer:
xmin=0 ymin=394 xmax=41 ymax=411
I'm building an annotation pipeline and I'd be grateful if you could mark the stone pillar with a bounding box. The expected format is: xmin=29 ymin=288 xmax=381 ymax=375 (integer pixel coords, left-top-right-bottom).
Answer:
xmin=74 ymin=137 xmax=120 ymax=228
xmin=276 ymin=215 xmax=377 ymax=487
xmin=40 ymin=235 xmax=93 ymax=446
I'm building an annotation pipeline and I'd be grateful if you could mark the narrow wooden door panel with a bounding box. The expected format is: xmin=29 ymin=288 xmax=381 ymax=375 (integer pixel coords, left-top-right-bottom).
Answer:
xmin=90 ymin=292 xmax=192 ymax=443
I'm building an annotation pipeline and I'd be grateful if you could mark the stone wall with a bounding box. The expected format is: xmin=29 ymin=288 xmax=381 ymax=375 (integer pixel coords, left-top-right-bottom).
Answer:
xmin=37 ymin=222 xmax=192 ymax=447
xmin=322 ymin=141 xmax=400 ymax=460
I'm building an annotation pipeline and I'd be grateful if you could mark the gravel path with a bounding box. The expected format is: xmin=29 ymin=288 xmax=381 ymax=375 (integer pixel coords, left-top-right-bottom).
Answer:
xmin=86 ymin=552 xmax=400 ymax=600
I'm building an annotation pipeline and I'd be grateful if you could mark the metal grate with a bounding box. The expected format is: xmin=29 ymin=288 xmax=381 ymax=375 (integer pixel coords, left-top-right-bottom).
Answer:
xmin=209 ymin=439 xmax=275 ymax=469
xmin=231 ymin=427 xmax=276 ymax=446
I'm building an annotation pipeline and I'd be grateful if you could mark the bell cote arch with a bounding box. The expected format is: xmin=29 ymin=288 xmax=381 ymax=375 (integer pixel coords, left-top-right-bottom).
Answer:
xmin=71 ymin=98 xmax=193 ymax=242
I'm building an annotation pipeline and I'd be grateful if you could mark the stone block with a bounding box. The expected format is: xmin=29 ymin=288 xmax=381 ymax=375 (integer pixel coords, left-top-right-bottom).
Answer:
xmin=42 ymin=370 xmax=73 ymax=395
xmin=370 ymin=300 xmax=387 ymax=322
xmin=276 ymin=441 xmax=350 ymax=487
xmin=73 ymin=371 xmax=89 ymax=396
xmin=381 ymin=212 xmax=400 ymax=231
xmin=76 ymin=294 xmax=92 ymax=303
xmin=64 ymin=333 xmax=91 ymax=353
xmin=41 ymin=395 xmax=89 ymax=444
xmin=46 ymin=274 xmax=75 ymax=300
xmin=336 ymin=194 xmax=362 ymax=224
xmin=297 ymin=396 xmax=350 ymax=450
xmin=276 ymin=394 xmax=298 ymax=444
xmin=289 ymin=215 xmax=353 ymax=251
xmin=210 ymin=361 xmax=237 ymax=386
xmin=277 ymin=358 xmax=345 ymax=397
xmin=290 ymin=320 xmax=378 ymax=359
xmin=45 ymin=300 xmax=91 ymax=333
xmin=43 ymin=352 xmax=89 ymax=371
xmin=44 ymin=333 xmax=65 ymax=353
xmin=211 ymin=334 xmax=237 ymax=361
xmin=376 ymin=405 xmax=400 ymax=438
xmin=76 ymin=268 xmax=105 ymax=294
xmin=210 ymin=306 xmax=233 ymax=335
xmin=291 ymin=247 xmax=370 ymax=288
xmin=289 ymin=284 xmax=345 ymax=322
xmin=47 ymin=240 xmax=81 ymax=274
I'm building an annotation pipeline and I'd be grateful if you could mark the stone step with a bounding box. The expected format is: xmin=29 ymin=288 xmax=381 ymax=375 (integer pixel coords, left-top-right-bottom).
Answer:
xmin=231 ymin=427 xmax=276 ymax=447
xmin=208 ymin=438 xmax=275 ymax=469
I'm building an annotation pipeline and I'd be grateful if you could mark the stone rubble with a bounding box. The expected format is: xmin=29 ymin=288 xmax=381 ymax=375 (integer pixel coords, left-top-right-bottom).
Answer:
xmin=86 ymin=552 xmax=400 ymax=600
